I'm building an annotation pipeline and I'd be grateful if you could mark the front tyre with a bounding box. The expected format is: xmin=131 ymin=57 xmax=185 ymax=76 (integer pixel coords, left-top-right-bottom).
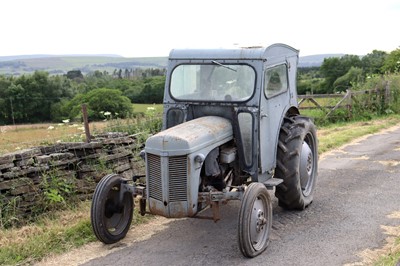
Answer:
xmin=238 ymin=183 xmax=272 ymax=258
xmin=275 ymin=116 xmax=318 ymax=210
xmin=91 ymin=174 xmax=134 ymax=244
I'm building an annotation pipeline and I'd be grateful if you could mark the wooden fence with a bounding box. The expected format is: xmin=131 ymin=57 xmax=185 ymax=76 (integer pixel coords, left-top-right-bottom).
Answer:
xmin=298 ymin=84 xmax=391 ymax=119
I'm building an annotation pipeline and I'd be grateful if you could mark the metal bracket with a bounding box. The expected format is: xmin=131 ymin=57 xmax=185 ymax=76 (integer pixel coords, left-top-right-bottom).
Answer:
xmin=263 ymin=178 xmax=283 ymax=190
xmin=197 ymin=188 xmax=244 ymax=222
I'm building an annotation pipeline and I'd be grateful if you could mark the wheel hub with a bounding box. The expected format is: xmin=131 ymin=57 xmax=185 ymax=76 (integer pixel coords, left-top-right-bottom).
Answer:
xmin=300 ymin=141 xmax=313 ymax=194
xmin=250 ymin=197 xmax=268 ymax=244
xmin=256 ymin=209 xmax=267 ymax=232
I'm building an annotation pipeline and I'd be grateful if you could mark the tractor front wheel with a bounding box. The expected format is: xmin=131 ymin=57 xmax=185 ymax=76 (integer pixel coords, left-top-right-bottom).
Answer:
xmin=238 ymin=183 xmax=272 ymax=257
xmin=91 ymin=173 xmax=134 ymax=244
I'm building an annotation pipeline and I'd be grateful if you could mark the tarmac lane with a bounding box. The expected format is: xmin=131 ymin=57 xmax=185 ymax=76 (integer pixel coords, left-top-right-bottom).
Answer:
xmin=81 ymin=125 xmax=400 ymax=266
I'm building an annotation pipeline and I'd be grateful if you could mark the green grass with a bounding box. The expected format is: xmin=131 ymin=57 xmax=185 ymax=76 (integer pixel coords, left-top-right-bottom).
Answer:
xmin=317 ymin=114 xmax=400 ymax=154
xmin=0 ymin=201 xmax=151 ymax=265
xmin=0 ymin=219 xmax=95 ymax=265
xmin=374 ymin=253 xmax=400 ymax=266
xmin=132 ymin=103 xmax=163 ymax=114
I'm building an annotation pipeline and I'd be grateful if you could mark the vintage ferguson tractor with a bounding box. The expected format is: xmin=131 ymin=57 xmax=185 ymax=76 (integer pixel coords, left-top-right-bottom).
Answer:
xmin=91 ymin=43 xmax=318 ymax=257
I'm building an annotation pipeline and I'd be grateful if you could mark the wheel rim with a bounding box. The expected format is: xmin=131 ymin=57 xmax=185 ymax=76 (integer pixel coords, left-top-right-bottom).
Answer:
xmin=249 ymin=195 xmax=269 ymax=251
xmin=104 ymin=185 xmax=131 ymax=235
xmin=300 ymin=134 xmax=315 ymax=197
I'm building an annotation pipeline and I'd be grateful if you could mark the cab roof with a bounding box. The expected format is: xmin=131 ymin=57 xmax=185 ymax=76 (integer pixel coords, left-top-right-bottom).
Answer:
xmin=168 ymin=43 xmax=299 ymax=61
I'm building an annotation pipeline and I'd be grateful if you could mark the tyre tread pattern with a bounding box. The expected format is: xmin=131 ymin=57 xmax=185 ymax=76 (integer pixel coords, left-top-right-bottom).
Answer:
xmin=275 ymin=116 xmax=318 ymax=210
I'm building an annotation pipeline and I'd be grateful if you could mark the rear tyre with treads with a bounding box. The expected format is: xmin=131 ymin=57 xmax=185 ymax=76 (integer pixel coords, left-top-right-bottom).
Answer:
xmin=275 ymin=116 xmax=318 ymax=210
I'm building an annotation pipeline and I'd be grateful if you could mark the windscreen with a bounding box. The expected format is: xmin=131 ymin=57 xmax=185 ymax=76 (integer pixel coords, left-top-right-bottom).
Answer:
xmin=170 ymin=63 xmax=255 ymax=102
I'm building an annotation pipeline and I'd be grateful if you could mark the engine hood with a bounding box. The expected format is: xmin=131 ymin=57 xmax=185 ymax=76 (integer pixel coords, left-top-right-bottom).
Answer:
xmin=145 ymin=116 xmax=233 ymax=156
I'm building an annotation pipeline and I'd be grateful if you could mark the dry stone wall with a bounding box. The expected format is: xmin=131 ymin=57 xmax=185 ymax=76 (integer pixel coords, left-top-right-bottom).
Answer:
xmin=0 ymin=133 xmax=144 ymax=224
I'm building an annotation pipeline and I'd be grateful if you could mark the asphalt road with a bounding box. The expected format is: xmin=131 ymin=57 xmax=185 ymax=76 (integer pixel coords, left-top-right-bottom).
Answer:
xmin=83 ymin=126 xmax=400 ymax=266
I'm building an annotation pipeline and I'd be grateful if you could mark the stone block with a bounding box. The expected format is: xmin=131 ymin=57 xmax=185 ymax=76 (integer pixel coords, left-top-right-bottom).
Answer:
xmin=0 ymin=153 xmax=15 ymax=164
xmin=8 ymin=148 xmax=42 ymax=160
xmin=15 ymin=157 xmax=35 ymax=167
xmin=39 ymin=143 xmax=68 ymax=154
xmin=0 ymin=177 xmax=33 ymax=191
xmin=115 ymin=163 xmax=131 ymax=173
xmin=101 ymin=137 xmax=134 ymax=145
xmin=120 ymin=169 xmax=134 ymax=180
xmin=0 ymin=163 xmax=15 ymax=170
xmin=11 ymin=185 xmax=35 ymax=195
xmin=36 ymin=155 xmax=52 ymax=164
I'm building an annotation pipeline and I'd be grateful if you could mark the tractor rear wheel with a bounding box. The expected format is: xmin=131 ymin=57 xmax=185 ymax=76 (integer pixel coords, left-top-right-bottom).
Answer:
xmin=275 ymin=116 xmax=318 ymax=210
xmin=238 ymin=183 xmax=272 ymax=257
xmin=91 ymin=173 xmax=134 ymax=244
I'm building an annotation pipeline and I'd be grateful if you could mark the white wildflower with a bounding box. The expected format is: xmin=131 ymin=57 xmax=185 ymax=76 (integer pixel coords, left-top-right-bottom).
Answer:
xmin=62 ymin=119 xmax=70 ymax=123
xmin=47 ymin=126 xmax=55 ymax=130
xmin=104 ymin=111 xmax=111 ymax=116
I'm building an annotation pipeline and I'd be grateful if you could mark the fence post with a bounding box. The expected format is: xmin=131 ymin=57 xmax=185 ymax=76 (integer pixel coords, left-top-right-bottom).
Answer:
xmin=82 ymin=104 xmax=91 ymax=143
xmin=384 ymin=81 xmax=390 ymax=105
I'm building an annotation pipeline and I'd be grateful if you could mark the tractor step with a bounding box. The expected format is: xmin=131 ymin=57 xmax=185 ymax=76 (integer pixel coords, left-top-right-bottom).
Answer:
xmin=263 ymin=178 xmax=283 ymax=190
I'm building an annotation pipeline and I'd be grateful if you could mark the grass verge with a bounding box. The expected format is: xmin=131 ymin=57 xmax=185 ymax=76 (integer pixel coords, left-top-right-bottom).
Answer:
xmin=1 ymin=114 xmax=400 ymax=265
xmin=317 ymin=114 xmax=400 ymax=154
xmin=0 ymin=201 xmax=151 ymax=265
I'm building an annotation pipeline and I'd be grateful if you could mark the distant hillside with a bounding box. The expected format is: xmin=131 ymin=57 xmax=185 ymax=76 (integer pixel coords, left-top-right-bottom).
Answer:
xmin=0 ymin=53 xmax=345 ymax=76
xmin=298 ymin=54 xmax=344 ymax=67
xmin=0 ymin=55 xmax=168 ymax=76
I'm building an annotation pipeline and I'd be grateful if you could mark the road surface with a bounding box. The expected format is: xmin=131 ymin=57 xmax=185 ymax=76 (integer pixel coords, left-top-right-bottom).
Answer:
xmin=43 ymin=125 xmax=400 ymax=266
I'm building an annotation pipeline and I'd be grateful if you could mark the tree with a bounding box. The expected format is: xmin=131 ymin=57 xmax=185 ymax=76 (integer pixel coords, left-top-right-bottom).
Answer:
xmin=333 ymin=67 xmax=363 ymax=92
xmin=137 ymin=76 xmax=165 ymax=103
xmin=66 ymin=70 xmax=84 ymax=80
xmin=382 ymin=48 xmax=400 ymax=73
xmin=66 ymin=88 xmax=133 ymax=121
xmin=320 ymin=57 xmax=344 ymax=93
xmin=320 ymin=55 xmax=362 ymax=93
xmin=361 ymin=50 xmax=387 ymax=75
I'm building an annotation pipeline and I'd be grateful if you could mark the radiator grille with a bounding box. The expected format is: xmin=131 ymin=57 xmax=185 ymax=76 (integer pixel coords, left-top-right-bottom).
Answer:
xmin=147 ymin=153 xmax=162 ymax=201
xmin=147 ymin=154 xmax=188 ymax=203
xmin=168 ymin=156 xmax=187 ymax=202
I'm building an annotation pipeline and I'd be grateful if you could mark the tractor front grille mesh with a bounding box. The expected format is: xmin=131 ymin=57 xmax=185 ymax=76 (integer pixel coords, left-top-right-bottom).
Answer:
xmin=147 ymin=153 xmax=162 ymax=202
xmin=147 ymin=154 xmax=188 ymax=203
xmin=168 ymin=156 xmax=187 ymax=202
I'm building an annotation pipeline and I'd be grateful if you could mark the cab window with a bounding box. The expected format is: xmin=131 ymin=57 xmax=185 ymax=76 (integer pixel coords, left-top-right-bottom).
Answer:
xmin=264 ymin=64 xmax=288 ymax=98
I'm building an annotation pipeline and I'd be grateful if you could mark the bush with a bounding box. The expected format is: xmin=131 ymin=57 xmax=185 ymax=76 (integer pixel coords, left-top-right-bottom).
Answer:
xmin=66 ymin=88 xmax=133 ymax=121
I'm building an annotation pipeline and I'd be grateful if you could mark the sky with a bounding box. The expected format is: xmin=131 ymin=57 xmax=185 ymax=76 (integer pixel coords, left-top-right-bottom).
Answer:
xmin=1 ymin=0 xmax=399 ymax=58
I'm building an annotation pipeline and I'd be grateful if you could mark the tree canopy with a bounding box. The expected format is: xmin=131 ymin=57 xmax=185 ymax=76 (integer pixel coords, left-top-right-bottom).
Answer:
xmin=381 ymin=48 xmax=400 ymax=73
xmin=66 ymin=88 xmax=133 ymax=120
xmin=0 ymin=69 xmax=165 ymax=124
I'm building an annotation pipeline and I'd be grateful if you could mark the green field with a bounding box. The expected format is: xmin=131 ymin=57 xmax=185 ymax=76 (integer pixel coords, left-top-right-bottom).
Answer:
xmin=132 ymin=103 xmax=163 ymax=114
